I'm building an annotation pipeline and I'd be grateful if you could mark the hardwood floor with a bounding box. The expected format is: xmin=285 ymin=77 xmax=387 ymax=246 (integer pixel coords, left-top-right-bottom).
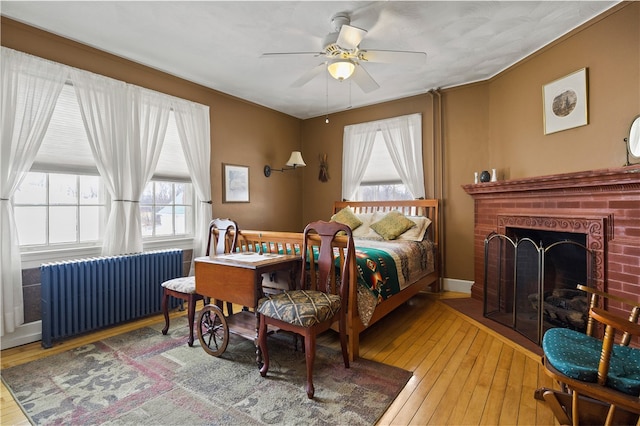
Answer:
xmin=1 ymin=292 xmax=559 ymax=425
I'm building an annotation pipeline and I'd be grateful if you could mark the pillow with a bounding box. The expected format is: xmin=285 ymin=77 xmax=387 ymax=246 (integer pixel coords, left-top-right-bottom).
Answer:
xmin=370 ymin=211 xmax=417 ymax=240
xmin=397 ymin=216 xmax=432 ymax=241
xmin=330 ymin=206 xmax=362 ymax=231
xmin=352 ymin=213 xmax=382 ymax=239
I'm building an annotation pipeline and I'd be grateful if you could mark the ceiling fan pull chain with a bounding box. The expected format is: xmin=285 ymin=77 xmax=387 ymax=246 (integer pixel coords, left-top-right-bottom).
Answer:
xmin=325 ymin=70 xmax=330 ymax=124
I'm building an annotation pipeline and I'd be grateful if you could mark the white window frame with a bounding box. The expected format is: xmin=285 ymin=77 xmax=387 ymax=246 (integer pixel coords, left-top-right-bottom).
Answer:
xmin=140 ymin=180 xmax=195 ymax=240
xmin=15 ymin=172 xmax=107 ymax=250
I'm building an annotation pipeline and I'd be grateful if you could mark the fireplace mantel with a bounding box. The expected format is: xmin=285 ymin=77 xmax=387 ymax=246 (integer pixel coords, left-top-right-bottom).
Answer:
xmin=462 ymin=165 xmax=640 ymax=197
xmin=462 ymin=166 xmax=640 ymax=322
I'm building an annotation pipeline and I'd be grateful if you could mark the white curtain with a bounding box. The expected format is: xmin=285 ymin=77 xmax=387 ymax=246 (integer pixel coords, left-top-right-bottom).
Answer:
xmin=70 ymin=69 xmax=170 ymax=255
xmin=341 ymin=122 xmax=378 ymax=200
xmin=0 ymin=48 xmax=67 ymax=336
xmin=342 ymin=113 xmax=425 ymax=200
xmin=124 ymin=86 xmax=171 ymax=250
xmin=173 ymin=99 xmax=211 ymax=268
xmin=379 ymin=113 xmax=426 ymax=198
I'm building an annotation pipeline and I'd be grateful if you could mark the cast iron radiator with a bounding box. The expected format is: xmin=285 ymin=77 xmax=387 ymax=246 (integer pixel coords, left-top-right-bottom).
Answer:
xmin=40 ymin=249 xmax=183 ymax=348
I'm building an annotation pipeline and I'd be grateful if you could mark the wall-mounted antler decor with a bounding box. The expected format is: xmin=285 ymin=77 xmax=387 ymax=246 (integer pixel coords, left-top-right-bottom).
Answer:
xmin=319 ymin=153 xmax=329 ymax=182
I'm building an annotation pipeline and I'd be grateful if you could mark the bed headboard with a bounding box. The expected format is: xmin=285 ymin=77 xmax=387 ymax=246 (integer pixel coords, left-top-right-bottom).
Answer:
xmin=333 ymin=199 xmax=439 ymax=246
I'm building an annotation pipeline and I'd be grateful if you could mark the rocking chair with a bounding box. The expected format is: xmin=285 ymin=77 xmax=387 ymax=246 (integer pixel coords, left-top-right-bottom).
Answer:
xmin=535 ymin=284 xmax=640 ymax=425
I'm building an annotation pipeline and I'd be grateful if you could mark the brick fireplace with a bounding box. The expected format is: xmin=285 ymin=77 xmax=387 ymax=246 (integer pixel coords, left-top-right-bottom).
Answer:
xmin=462 ymin=166 xmax=640 ymax=328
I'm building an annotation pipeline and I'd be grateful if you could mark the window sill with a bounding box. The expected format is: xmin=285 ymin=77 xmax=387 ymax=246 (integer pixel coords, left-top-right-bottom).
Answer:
xmin=20 ymin=237 xmax=194 ymax=269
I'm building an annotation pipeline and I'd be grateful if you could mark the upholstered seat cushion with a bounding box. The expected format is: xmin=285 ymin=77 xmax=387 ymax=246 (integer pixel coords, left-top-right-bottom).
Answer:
xmin=257 ymin=290 xmax=341 ymax=328
xmin=161 ymin=276 xmax=196 ymax=294
xmin=543 ymin=327 xmax=640 ymax=396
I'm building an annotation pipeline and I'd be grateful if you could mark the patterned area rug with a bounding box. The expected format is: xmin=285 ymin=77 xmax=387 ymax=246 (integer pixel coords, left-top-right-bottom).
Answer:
xmin=2 ymin=317 xmax=411 ymax=425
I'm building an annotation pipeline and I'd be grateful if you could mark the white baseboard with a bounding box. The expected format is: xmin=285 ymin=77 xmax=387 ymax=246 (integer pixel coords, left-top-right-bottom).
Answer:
xmin=1 ymin=321 xmax=42 ymax=350
xmin=442 ymin=278 xmax=473 ymax=294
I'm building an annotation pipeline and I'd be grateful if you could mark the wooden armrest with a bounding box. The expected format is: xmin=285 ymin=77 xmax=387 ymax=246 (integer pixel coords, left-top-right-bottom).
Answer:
xmin=577 ymin=284 xmax=640 ymax=345
xmin=591 ymin=307 xmax=640 ymax=337
xmin=589 ymin=307 xmax=640 ymax=387
xmin=578 ymin=284 xmax=640 ymax=308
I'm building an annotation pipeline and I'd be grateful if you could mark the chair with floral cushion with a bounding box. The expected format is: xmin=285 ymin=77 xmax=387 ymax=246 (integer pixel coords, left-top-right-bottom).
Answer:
xmin=256 ymin=220 xmax=354 ymax=399
xmin=161 ymin=218 xmax=238 ymax=346
xmin=534 ymin=284 xmax=640 ymax=425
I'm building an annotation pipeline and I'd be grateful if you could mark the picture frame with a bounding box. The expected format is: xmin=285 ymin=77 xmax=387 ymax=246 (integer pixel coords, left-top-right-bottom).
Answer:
xmin=543 ymin=68 xmax=588 ymax=135
xmin=222 ymin=163 xmax=249 ymax=203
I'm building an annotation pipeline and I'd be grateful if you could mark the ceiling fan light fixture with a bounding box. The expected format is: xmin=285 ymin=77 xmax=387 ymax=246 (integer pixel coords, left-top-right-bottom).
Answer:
xmin=327 ymin=59 xmax=355 ymax=81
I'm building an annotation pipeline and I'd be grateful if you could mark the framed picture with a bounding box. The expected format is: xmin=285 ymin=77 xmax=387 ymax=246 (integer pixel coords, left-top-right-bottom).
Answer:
xmin=222 ymin=163 xmax=249 ymax=203
xmin=543 ymin=68 xmax=588 ymax=135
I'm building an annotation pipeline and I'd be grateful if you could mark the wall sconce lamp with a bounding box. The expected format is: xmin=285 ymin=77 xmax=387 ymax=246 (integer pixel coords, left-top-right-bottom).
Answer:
xmin=327 ymin=59 xmax=355 ymax=81
xmin=264 ymin=151 xmax=306 ymax=177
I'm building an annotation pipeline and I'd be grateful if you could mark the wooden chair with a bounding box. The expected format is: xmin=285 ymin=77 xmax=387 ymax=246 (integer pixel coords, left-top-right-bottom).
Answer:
xmin=161 ymin=218 xmax=238 ymax=346
xmin=257 ymin=221 xmax=354 ymax=399
xmin=535 ymin=284 xmax=640 ymax=425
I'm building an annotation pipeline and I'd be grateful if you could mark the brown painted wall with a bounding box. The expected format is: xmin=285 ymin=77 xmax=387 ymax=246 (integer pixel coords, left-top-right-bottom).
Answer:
xmin=442 ymin=83 xmax=490 ymax=280
xmin=487 ymin=2 xmax=639 ymax=179
xmin=1 ymin=17 xmax=304 ymax=232
xmin=299 ymin=2 xmax=639 ymax=282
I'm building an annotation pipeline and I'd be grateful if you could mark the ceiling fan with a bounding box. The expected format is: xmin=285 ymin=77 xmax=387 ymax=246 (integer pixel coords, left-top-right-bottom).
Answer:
xmin=261 ymin=13 xmax=427 ymax=93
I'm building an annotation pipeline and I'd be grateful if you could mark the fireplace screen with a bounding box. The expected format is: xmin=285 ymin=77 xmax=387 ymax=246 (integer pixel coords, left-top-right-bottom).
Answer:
xmin=483 ymin=229 xmax=596 ymax=345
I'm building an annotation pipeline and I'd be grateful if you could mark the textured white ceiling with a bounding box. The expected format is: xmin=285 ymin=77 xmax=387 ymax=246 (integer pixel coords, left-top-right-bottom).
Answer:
xmin=1 ymin=1 xmax=617 ymax=119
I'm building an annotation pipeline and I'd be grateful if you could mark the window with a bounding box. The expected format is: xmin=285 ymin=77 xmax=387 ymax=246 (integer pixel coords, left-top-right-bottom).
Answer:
xmin=142 ymin=111 xmax=194 ymax=239
xmin=357 ymin=183 xmax=413 ymax=201
xmin=14 ymin=172 xmax=106 ymax=247
xmin=342 ymin=113 xmax=425 ymax=201
xmin=16 ymin=84 xmax=194 ymax=250
xmin=354 ymin=132 xmax=412 ymax=201
xmin=140 ymin=181 xmax=193 ymax=237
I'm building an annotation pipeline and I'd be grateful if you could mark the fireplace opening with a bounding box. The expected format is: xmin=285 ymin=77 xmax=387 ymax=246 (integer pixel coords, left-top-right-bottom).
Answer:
xmin=483 ymin=228 xmax=595 ymax=345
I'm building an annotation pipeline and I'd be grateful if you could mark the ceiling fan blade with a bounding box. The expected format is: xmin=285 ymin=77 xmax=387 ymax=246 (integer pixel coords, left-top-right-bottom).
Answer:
xmin=351 ymin=64 xmax=379 ymax=93
xmin=291 ymin=63 xmax=326 ymax=88
xmin=359 ymin=49 xmax=427 ymax=66
xmin=261 ymin=52 xmax=324 ymax=59
xmin=337 ymin=24 xmax=367 ymax=50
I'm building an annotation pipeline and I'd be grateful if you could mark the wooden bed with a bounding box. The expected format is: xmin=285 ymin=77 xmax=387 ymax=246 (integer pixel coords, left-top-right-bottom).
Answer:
xmin=221 ymin=199 xmax=439 ymax=360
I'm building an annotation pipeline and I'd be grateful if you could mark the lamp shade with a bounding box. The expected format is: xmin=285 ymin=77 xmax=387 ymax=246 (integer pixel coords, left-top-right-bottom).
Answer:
xmin=285 ymin=151 xmax=306 ymax=167
xmin=327 ymin=59 xmax=355 ymax=81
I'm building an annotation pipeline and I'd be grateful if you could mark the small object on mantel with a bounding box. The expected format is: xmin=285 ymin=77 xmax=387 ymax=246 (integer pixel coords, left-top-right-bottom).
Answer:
xmin=491 ymin=168 xmax=498 ymax=182
xmin=479 ymin=170 xmax=491 ymax=182
xmin=474 ymin=172 xmax=479 ymax=184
